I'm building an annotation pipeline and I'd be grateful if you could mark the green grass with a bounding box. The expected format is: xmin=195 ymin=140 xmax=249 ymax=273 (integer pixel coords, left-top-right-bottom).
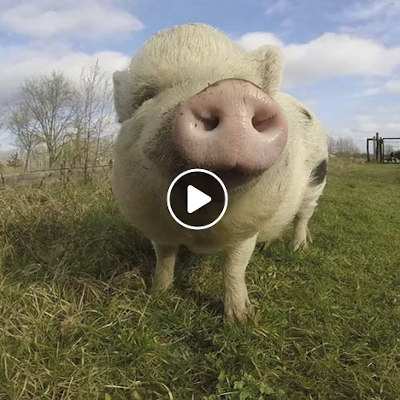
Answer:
xmin=0 ymin=159 xmax=400 ymax=400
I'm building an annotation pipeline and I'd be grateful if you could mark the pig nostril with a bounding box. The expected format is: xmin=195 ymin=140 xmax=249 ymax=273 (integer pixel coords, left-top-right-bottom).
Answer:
xmin=251 ymin=115 xmax=275 ymax=132
xmin=201 ymin=116 xmax=219 ymax=131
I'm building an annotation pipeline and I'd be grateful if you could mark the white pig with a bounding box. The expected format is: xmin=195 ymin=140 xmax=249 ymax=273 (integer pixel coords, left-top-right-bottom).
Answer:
xmin=112 ymin=24 xmax=328 ymax=321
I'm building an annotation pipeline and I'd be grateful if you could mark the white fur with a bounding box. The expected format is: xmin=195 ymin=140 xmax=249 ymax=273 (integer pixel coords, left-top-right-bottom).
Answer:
xmin=112 ymin=24 xmax=328 ymax=321
xmin=223 ymin=234 xmax=258 ymax=321
xmin=152 ymin=242 xmax=177 ymax=292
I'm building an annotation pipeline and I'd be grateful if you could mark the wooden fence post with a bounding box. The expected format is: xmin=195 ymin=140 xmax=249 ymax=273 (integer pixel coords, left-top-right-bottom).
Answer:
xmin=375 ymin=132 xmax=379 ymax=162
xmin=380 ymin=138 xmax=384 ymax=163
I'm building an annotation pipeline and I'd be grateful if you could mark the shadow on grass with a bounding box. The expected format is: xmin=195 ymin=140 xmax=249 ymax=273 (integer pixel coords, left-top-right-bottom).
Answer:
xmin=1 ymin=205 xmax=224 ymax=311
xmin=175 ymin=247 xmax=225 ymax=316
xmin=2 ymin=208 xmax=154 ymax=286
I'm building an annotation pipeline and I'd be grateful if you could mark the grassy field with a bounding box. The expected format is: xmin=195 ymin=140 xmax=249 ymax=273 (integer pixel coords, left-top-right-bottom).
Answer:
xmin=0 ymin=158 xmax=399 ymax=399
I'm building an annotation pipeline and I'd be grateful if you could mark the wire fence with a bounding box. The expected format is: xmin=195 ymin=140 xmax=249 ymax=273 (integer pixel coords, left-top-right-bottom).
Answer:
xmin=0 ymin=163 xmax=113 ymax=189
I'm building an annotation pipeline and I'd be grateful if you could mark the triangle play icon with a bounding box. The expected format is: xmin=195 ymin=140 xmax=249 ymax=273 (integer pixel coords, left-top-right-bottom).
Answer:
xmin=187 ymin=185 xmax=212 ymax=214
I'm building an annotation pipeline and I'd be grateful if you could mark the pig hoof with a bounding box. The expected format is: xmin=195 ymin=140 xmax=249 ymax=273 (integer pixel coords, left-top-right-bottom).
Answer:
xmin=224 ymin=297 xmax=253 ymax=323
xmin=292 ymin=228 xmax=313 ymax=251
xmin=291 ymin=238 xmax=309 ymax=252
xmin=151 ymin=278 xmax=173 ymax=294
xmin=292 ymin=228 xmax=313 ymax=252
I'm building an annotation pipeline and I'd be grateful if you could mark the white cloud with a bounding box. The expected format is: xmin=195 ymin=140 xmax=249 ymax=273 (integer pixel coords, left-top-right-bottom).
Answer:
xmin=353 ymin=114 xmax=381 ymax=133
xmin=285 ymin=33 xmax=400 ymax=86
xmin=359 ymin=87 xmax=381 ymax=96
xmin=345 ymin=0 xmax=400 ymax=21
xmin=360 ymin=78 xmax=400 ymax=97
xmin=385 ymin=79 xmax=400 ymax=94
xmin=338 ymin=0 xmax=400 ymax=43
xmin=237 ymin=32 xmax=283 ymax=51
xmin=237 ymin=31 xmax=400 ymax=87
xmin=343 ymin=108 xmax=400 ymax=141
xmin=0 ymin=0 xmax=144 ymax=39
xmin=0 ymin=43 xmax=130 ymax=104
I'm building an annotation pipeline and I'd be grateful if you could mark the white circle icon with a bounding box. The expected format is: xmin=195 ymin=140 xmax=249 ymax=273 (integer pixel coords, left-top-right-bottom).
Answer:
xmin=166 ymin=168 xmax=228 ymax=230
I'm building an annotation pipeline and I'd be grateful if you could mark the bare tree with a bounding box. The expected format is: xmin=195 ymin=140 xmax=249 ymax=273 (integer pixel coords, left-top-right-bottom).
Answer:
xmin=7 ymin=152 xmax=22 ymax=168
xmin=337 ymin=137 xmax=359 ymax=154
xmin=3 ymin=65 xmax=114 ymax=173
xmin=21 ymin=72 xmax=77 ymax=168
xmin=329 ymin=136 xmax=360 ymax=155
xmin=328 ymin=136 xmax=336 ymax=154
xmin=6 ymin=103 xmax=41 ymax=171
xmin=75 ymin=60 xmax=114 ymax=180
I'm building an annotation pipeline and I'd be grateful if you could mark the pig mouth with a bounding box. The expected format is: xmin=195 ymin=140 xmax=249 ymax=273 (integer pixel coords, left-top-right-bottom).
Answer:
xmin=212 ymin=167 xmax=262 ymax=191
xmin=169 ymin=160 xmax=261 ymax=192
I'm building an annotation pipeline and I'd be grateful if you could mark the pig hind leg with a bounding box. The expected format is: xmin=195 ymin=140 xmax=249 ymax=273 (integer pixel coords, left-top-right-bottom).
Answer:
xmin=152 ymin=242 xmax=178 ymax=292
xmin=292 ymin=159 xmax=327 ymax=251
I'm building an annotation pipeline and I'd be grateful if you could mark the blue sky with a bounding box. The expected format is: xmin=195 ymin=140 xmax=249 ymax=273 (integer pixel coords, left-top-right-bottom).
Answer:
xmin=1 ymin=0 xmax=400 ymax=151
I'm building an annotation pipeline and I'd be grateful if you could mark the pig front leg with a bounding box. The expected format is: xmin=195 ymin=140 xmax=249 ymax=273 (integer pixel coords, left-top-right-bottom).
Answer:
xmin=292 ymin=215 xmax=313 ymax=251
xmin=152 ymin=242 xmax=178 ymax=292
xmin=223 ymin=234 xmax=258 ymax=322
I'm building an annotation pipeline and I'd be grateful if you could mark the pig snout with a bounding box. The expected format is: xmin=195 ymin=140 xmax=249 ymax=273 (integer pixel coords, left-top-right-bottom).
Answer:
xmin=173 ymin=79 xmax=288 ymax=177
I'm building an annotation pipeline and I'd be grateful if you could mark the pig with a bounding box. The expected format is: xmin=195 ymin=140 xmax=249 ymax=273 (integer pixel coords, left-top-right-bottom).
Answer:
xmin=112 ymin=24 xmax=328 ymax=321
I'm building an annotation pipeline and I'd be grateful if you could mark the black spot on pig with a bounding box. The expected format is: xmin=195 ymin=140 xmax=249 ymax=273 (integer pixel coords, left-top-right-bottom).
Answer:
xmin=310 ymin=159 xmax=327 ymax=186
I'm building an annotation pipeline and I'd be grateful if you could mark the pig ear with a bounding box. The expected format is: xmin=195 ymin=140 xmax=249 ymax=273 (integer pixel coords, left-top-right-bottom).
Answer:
xmin=113 ymin=70 xmax=134 ymax=123
xmin=251 ymin=45 xmax=283 ymax=94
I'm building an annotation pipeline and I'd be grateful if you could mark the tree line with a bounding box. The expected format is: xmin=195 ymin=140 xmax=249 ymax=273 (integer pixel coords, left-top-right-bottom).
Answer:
xmin=2 ymin=61 xmax=115 ymax=175
xmin=328 ymin=136 xmax=360 ymax=155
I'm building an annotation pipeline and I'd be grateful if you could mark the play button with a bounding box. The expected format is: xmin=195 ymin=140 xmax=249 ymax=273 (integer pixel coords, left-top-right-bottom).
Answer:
xmin=167 ymin=168 xmax=228 ymax=230
xmin=187 ymin=185 xmax=211 ymax=213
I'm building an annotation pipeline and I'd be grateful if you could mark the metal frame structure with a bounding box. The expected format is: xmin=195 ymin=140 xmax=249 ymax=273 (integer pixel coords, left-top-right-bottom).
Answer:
xmin=366 ymin=132 xmax=400 ymax=163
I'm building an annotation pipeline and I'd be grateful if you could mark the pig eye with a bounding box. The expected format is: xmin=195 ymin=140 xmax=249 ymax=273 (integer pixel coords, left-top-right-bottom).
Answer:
xmin=135 ymin=85 xmax=159 ymax=106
